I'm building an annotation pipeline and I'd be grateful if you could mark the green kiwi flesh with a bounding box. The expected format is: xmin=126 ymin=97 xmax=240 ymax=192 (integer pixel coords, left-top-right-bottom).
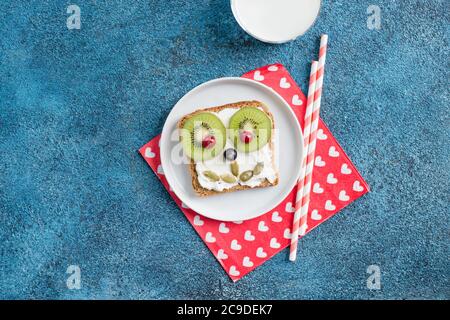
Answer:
xmin=180 ymin=112 xmax=226 ymax=161
xmin=229 ymin=107 xmax=272 ymax=152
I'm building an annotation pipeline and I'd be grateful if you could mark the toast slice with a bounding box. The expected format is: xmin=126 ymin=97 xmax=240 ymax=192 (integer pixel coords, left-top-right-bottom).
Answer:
xmin=178 ymin=100 xmax=279 ymax=196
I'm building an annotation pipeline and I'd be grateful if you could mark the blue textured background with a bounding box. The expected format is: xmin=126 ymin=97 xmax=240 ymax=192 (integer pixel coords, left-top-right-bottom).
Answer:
xmin=0 ymin=0 xmax=449 ymax=299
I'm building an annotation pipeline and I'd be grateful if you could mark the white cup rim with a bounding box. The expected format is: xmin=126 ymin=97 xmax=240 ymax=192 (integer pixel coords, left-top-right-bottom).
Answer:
xmin=230 ymin=0 xmax=322 ymax=44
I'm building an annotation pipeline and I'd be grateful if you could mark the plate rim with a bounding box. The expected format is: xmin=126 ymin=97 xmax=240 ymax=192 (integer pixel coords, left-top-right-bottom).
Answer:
xmin=160 ymin=77 xmax=303 ymax=221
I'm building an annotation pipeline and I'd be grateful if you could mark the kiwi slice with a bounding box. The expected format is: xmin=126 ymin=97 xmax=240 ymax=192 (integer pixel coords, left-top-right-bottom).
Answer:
xmin=229 ymin=107 xmax=272 ymax=152
xmin=180 ymin=112 xmax=226 ymax=161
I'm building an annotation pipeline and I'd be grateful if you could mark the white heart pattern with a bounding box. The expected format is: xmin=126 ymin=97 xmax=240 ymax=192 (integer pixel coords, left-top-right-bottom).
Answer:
xmin=285 ymin=202 xmax=295 ymax=213
xmin=229 ymin=266 xmax=240 ymax=277
xmin=339 ymin=190 xmax=350 ymax=201
xmin=244 ymin=230 xmax=255 ymax=241
xmin=341 ymin=163 xmax=352 ymax=175
xmin=271 ymin=211 xmax=282 ymax=223
xmin=283 ymin=228 xmax=292 ymax=239
xmin=242 ymin=256 xmax=254 ymax=268
xmin=205 ymin=232 xmax=216 ymax=243
xmin=144 ymin=147 xmax=155 ymax=158
xmin=311 ymin=209 xmax=322 ymax=220
xmin=313 ymin=183 xmax=324 ymax=194
xmin=325 ymin=200 xmax=336 ymax=211
xmin=329 ymin=146 xmax=339 ymax=157
xmin=270 ymin=237 xmax=281 ymax=249
xmin=268 ymin=65 xmax=278 ymax=72
xmin=193 ymin=215 xmax=204 ymax=226
xmin=327 ymin=173 xmax=338 ymax=184
xmin=353 ymin=180 xmax=364 ymax=192
xmin=279 ymin=77 xmax=291 ymax=89
xmin=219 ymin=222 xmax=230 ymax=234
xmin=230 ymin=239 xmax=242 ymax=251
xmin=317 ymin=129 xmax=328 ymax=140
xmin=258 ymin=221 xmax=269 ymax=232
xmin=315 ymin=156 xmax=326 ymax=167
xmin=291 ymin=94 xmax=303 ymax=106
xmin=217 ymin=249 xmax=228 ymax=260
xmin=157 ymin=165 xmax=164 ymax=175
xmin=256 ymin=247 xmax=267 ymax=258
xmin=253 ymin=71 xmax=264 ymax=81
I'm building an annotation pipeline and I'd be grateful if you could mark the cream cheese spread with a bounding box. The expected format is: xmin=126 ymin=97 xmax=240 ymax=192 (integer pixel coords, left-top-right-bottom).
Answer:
xmin=195 ymin=108 xmax=277 ymax=191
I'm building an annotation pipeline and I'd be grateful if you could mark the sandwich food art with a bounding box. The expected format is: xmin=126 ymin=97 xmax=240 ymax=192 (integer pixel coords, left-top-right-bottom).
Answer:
xmin=178 ymin=101 xmax=279 ymax=196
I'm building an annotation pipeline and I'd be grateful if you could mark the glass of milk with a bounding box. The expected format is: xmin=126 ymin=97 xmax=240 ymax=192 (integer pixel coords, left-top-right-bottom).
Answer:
xmin=231 ymin=0 xmax=322 ymax=44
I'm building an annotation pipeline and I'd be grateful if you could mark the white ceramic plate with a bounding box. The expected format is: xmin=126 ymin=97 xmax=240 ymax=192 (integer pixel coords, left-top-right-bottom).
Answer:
xmin=160 ymin=77 xmax=303 ymax=221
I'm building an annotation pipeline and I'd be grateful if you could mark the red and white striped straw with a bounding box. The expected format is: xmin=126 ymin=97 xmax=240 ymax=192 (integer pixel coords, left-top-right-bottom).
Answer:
xmin=289 ymin=60 xmax=318 ymax=261
xmin=290 ymin=34 xmax=328 ymax=262
xmin=298 ymin=34 xmax=328 ymax=236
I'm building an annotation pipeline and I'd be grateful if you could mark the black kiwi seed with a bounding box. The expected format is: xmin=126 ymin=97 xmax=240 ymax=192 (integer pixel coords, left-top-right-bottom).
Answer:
xmin=239 ymin=118 xmax=258 ymax=129
xmin=191 ymin=123 xmax=212 ymax=147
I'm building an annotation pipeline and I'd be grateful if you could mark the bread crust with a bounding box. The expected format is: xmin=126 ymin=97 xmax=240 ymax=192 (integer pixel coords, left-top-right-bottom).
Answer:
xmin=178 ymin=100 xmax=279 ymax=196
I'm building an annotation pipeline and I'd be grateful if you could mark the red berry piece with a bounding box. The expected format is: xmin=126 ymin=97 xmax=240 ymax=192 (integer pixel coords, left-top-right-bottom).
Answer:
xmin=240 ymin=131 xmax=253 ymax=144
xmin=202 ymin=135 xmax=216 ymax=149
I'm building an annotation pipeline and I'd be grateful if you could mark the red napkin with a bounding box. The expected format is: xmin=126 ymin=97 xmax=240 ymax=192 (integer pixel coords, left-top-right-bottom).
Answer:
xmin=139 ymin=64 xmax=369 ymax=281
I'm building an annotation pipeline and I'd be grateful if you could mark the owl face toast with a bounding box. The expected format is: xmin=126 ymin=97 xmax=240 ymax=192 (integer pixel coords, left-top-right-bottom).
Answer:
xmin=178 ymin=101 xmax=279 ymax=196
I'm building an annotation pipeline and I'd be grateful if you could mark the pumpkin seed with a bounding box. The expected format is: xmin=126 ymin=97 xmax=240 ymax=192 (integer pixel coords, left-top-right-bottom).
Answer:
xmin=203 ymin=170 xmax=219 ymax=182
xmin=240 ymin=170 xmax=254 ymax=182
xmin=230 ymin=161 xmax=239 ymax=177
xmin=220 ymin=174 xmax=236 ymax=183
xmin=253 ymin=162 xmax=264 ymax=175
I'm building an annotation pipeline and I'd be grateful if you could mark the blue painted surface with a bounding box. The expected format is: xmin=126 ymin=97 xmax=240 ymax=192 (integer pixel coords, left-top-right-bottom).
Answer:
xmin=0 ymin=0 xmax=448 ymax=299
